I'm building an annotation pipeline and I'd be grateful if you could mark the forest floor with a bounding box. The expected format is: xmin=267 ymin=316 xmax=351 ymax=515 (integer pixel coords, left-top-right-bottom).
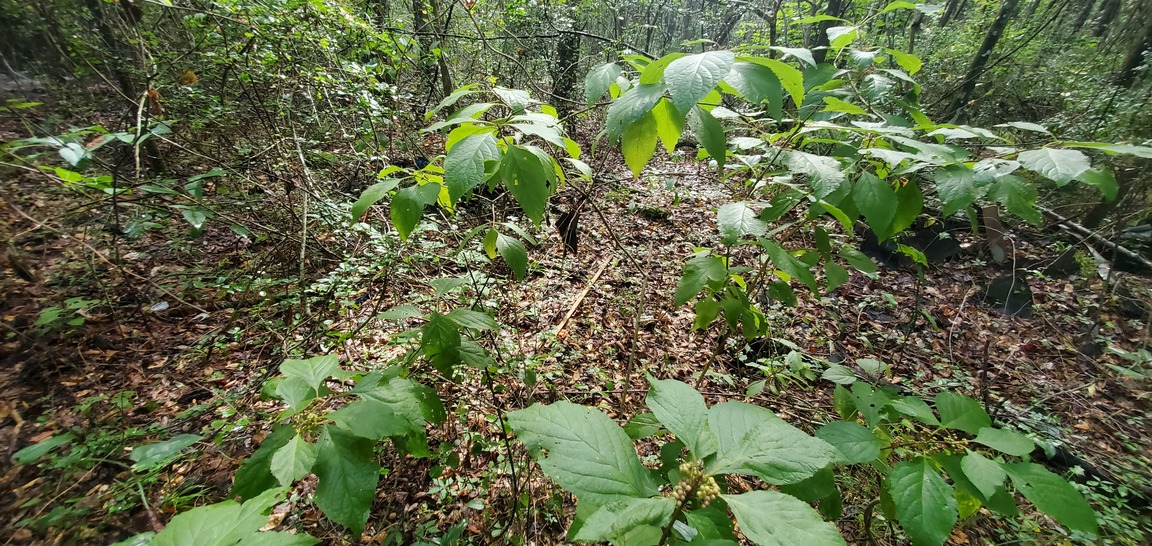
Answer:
xmin=1 ymin=98 xmax=1151 ymax=545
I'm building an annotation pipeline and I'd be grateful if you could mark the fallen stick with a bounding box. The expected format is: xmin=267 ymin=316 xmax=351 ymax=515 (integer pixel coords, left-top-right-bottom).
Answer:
xmin=556 ymin=257 xmax=612 ymax=334
xmin=1038 ymin=206 xmax=1152 ymax=272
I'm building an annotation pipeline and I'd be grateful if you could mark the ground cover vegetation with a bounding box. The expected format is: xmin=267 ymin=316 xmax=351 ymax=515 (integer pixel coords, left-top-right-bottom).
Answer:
xmin=1 ymin=0 xmax=1151 ymax=544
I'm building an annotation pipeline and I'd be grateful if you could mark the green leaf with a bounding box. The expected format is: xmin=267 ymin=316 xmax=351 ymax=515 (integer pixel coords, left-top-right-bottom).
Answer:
xmin=959 ymin=450 xmax=1005 ymax=499
xmin=1017 ymin=148 xmax=1090 ymax=186
xmin=934 ymin=164 xmax=977 ymax=217
xmin=236 ymin=531 xmax=319 ymax=545
xmin=707 ymin=401 xmax=843 ymax=484
xmin=444 ymin=133 xmax=498 ymax=203
xmin=493 ymin=230 xmax=528 ymax=280
xmin=724 ymin=490 xmax=847 ymax=546
xmin=422 ymin=312 xmax=461 ymax=375
xmin=390 ymin=183 xmax=441 ymax=240
xmin=1003 ymin=462 xmax=1098 ymax=536
xmin=646 ymin=377 xmax=717 ymax=458
xmin=664 ymin=51 xmax=735 ymax=115
xmin=786 ymin=151 xmax=845 ymax=198
xmin=994 ymin=121 xmax=1050 ymax=134
xmin=852 ymin=173 xmax=898 ymax=239
xmin=723 ymin=62 xmax=784 ymax=119
xmin=935 ymin=391 xmax=990 ymax=435
xmin=280 ymin=355 xmax=338 ymax=392
xmin=738 ymin=56 xmax=805 ymax=108
xmin=692 ymin=106 xmax=727 ymax=168
xmin=493 ymin=87 xmax=533 ymax=112
xmin=151 ymin=488 xmax=288 ymax=546
xmin=586 ymin=62 xmax=624 ymax=104
xmin=650 ymin=99 xmax=686 ymax=153
xmin=270 ymin=434 xmax=316 ymax=486
xmin=329 ymin=399 xmax=420 ymax=440
xmin=574 ymin=498 xmax=676 ymax=543
xmin=821 ymin=364 xmax=857 ymax=385
xmin=355 ymin=376 xmax=446 ymax=425
xmin=508 ymin=401 xmax=660 ymax=505
xmin=232 ymin=426 xmax=295 ymax=500
xmin=825 ymin=262 xmax=849 ymax=292
xmin=762 ymin=241 xmax=818 ymax=292
xmin=674 ymin=253 xmax=728 ymax=306
xmin=888 ymin=396 xmax=940 ymax=426
xmin=640 ymin=52 xmax=685 ymax=84
xmin=1061 ymin=141 xmax=1152 ymax=158
xmin=351 ymin=178 xmax=400 ymax=220
xmin=275 ymin=377 xmax=315 ymax=412
xmin=717 ymin=202 xmax=767 ymax=245
xmin=828 ymin=26 xmax=859 ymax=50
xmin=446 ymin=308 xmax=499 ymax=331
xmin=888 ymin=458 xmax=957 ymax=546
xmin=130 ymin=434 xmax=202 ymax=471
xmin=622 ymin=112 xmax=659 ymax=178
xmin=839 ymin=248 xmax=877 ymax=275
xmin=606 ymin=84 xmax=667 ymax=141
xmin=823 ymin=96 xmax=868 ymax=115
xmin=13 ymin=432 xmax=76 ymax=465
xmin=973 ymin=427 xmax=1034 ymax=456
xmin=886 ymin=48 xmax=922 ymax=75
xmin=815 ymin=421 xmax=884 ymax=464
xmin=1075 ymin=167 xmax=1118 ymax=202
xmin=988 ymin=175 xmax=1042 ymax=224
xmin=182 ymin=208 xmax=209 ymax=230
xmin=498 ymin=145 xmax=555 ymax=226
xmin=313 ymin=426 xmax=379 ymax=535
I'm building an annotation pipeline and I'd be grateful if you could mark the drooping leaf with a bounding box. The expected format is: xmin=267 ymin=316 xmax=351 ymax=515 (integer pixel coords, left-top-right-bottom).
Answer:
xmin=1003 ymin=462 xmax=1098 ymax=536
xmin=390 ymin=183 xmax=441 ymax=240
xmin=269 ymin=433 xmax=316 ymax=487
xmin=988 ymin=175 xmax=1042 ymax=224
xmin=891 ymin=179 xmax=923 ymax=234
xmin=151 ymin=489 xmax=298 ymax=546
xmin=852 ymin=172 xmax=898 ymax=239
xmin=762 ymin=241 xmax=818 ymax=292
xmin=692 ymin=106 xmax=727 ymax=168
xmin=606 ymin=84 xmax=667 ymax=141
xmin=707 ymin=402 xmax=843 ymax=484
xmin=622 ymin=112 xmax=659 ymax=178
xmin=887 ymin=458 xmax=957 ymax=546
xmin=935 ymin=391 xmax=990 ymax=435
xmin=674 ymin=253 xmax=728 ymax=306
xmin=786 ymin=150 xmax=845 ymax=198
xmin=508 ymin=401 xmax=660 ymax=505
xmin=646 ymin=377 xmax=717 ymax=459
xmin=724 ymin=490 xmax=847 ymax=546
xmin=815 ymin=421 xmax=884 ymax=464
xmin=498 ymin=145 xmax=555 ymax=226
xmin=1075 ymin=167 xmax=1118 ymax=202
xmin=586 ymin=63 xmax=623 ymax=104
xmin=717 ymin=202 xmax=767 ymax=245
xmin=313 ymin=426 xmax=379 ymax=535
xmin=639 ymin=52 xmax=686 ymax=84
xmin=724 ymin=62 xmax=784 ymax=120
xmin=885 ymin=48 xmax=922 ymax=75
xmin=1017 ymin=148 xmax=1090 ymax=186
xmin=663 ymin=51 xmax=736 ymax=115
xmin=491 ymin=230 xmax=528 ymax=280
xmin=351 ymin=178 xmax=400 ymax=220
xmin=650 ymin=99 xmax=686 ymax=153
xmin=232 ymin=426 xmax=295 ymax=500
xmin=444 ymin=133 xmax=498 ymax=203
xmin=739 ymin=56 xmax=806 ymax=107
xmin=934 ymin=164 xmax=978 ymax=217
xmin=959 ymin=450 xmax=1005 ymax=499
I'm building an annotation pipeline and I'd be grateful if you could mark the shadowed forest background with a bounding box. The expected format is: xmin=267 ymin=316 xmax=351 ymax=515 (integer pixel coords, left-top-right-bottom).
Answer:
xmin=1 ymin=0 xmax=1151 ymax=544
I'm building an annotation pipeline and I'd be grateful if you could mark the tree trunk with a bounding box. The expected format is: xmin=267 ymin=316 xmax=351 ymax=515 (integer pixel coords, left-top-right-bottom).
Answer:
xmin=1115 ymin=11 xmax=1152 ymax=88
xmin=812 ymin=0 xmax=845 ymax=64
xmin=552 ymin=30 xmax=581 ymax=118
xmin=1070 ymin=0 xmax=1098 ymax=34
xmin=944 ymin=0 xmax=1021 ymax=121
xmin=1092 ymin=0 xmax=1120 ymax=37
xmin=939 ymin=0 xmax=967 ymax=27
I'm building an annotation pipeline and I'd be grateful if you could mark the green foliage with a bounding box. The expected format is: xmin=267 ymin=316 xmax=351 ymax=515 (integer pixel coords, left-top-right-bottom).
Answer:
xmin=110 ymin=488 xmax=317 ymax=546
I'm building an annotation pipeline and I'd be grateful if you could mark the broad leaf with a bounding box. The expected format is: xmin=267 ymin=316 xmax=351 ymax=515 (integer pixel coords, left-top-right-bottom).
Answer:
xmin=692 ymin=106 xmax=727 ymax=168
xmin=1003 ymin=462 xmax=1098 ymax=536
xmin=270 ymin=434 xmax=316 ymax=486
xmin=446 ymin=308 xmax=499 ymax=331
xmin=444 ymin=133 xmax=498 ymax=203
xmin=351 ymin=178 xmax=400 ymax=220
xmin=151 ymin=488 xmax=289 ymax=546
xmin=484 ymin=229 xmax=529 ymax=280
xmin=622 ymin=112 xmax=659 ymax=178
xmin=355 ymin=376 xmax=446 ymax=425
xmin=390 ymin=183 xmax=441 ymax=240
xmin=988 ymin=175 xmax=1042 ymax=224
xmin=498 ymin=145 xmax=555 ymax=226
xmin=313 ymin=426 xmax=379 ymax=535
xmin=852 ymin=172 xmax=898 ymax=239
xmin=586 ymin=63 xmax=623 ymax=104
xmin=935 ymin=391 xmax=990 ymax=435
xmin=823 ymin=96 xmax=868 ymax=116
xmin=723 ymin=62 xmax=784 ymax=119
xmin=815 ymin=421 xmax=884 ymax=464
xmin=646 ymin=377 xmax=717 ymax=458
xmin=574 ymin=498 xmax=676 ymax=544
xmin=707 ymin=402 xmax=842 ymax=484
xmin=786 ymin=150 xmax=845 ymax=198
xmin=724 ymin=490 xmax=846 ymax=546
xmin=934 ymin=164 xmax=977 ymax=217
xmin=887 ymin=458 xmax=957 ymax=546
xmin=509 ymin=401 xmax=660 ymax=505
xmin=959 ymin=450 xmax=1004 ymax=499
xmin=739 ymin=56 xmax=805 ymax=108
xmin=664 ymin=51 xmax=735 ymax=115
xmin=651 ymin=99 xmax=686 ymax=153
xmin=606 ymin=84 xmax=667 ymax=140
xmin=13 ymin=432 xmax=76 ymax=465
xmin=329 ymin=399 xmax=420 ymax=440
xmin=280 ymin=355 xmax=338 ymax=392
xmin=973 ymin=427 xmax=1034 ymax=456
xmin=1075 ymin=168 xmax=1118 ymax=202
xmin=717 ymin=202 xmax=767 ymax=245
xmin=130 ymin=434 xmax=202 ymax=471
xmin=232 ymin=426 xmax=295 ymax=500
xmin=1017 ymin=148 xmax=1090 ymax=186
xmin=674 ymin=253 xmax=728 ymax=306
xmin=762 ymin=241 xmax=818 ymax=292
